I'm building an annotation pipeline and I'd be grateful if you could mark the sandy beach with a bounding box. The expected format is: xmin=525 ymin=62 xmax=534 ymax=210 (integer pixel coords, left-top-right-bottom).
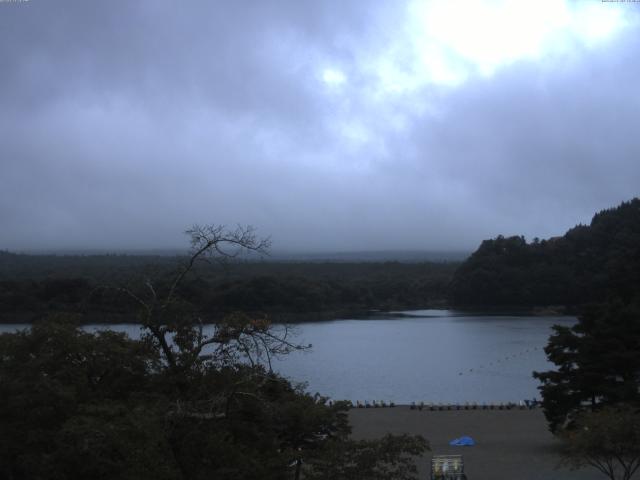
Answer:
xmin=349 ymin=407 xmax=603 ymax=480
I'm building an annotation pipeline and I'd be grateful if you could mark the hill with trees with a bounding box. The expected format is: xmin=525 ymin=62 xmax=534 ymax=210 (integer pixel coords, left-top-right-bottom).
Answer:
xmin=450 ymin=198 xmax=640 ymax=308
xmin=0 ymin=253 xmax=456 ymax=323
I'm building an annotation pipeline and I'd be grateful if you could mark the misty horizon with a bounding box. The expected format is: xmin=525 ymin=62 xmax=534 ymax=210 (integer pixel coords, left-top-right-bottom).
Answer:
xmin=4 ymin=246 xmax=471 ymax=262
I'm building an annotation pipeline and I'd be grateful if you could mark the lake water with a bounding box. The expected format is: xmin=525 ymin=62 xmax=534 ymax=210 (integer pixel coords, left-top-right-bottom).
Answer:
xmin=0 ymin=310 xmax=574 ymax=404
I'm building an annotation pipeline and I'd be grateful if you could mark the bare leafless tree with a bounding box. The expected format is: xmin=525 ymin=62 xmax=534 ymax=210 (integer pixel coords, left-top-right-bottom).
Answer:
xmin=116 ymin=225 xmax=307 ymax=376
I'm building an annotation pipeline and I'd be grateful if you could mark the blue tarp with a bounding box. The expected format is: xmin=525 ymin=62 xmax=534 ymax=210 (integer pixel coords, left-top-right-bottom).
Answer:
xmin=449 ymin=436 xmax=476 ymax=446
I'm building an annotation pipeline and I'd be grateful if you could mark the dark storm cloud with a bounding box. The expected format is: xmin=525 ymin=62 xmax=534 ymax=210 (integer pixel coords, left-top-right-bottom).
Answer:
xmin=1 ymin=1 xmax=639 ymax=252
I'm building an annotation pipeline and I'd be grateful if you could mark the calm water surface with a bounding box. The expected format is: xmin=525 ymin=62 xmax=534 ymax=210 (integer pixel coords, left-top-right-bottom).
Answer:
xmin=0 ymin=310 xmax=574 ymax=404
xmin=274 ymin=310 xmax=575 ymax=404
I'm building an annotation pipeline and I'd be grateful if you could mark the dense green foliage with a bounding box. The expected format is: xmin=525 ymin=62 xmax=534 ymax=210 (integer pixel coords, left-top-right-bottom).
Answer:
xmin=0 ymin=319 xmax=334 ymax=479
xmin=0 ymin=254 xmax=456 ymax=322
xmin=533 ymin=301 xmax=640 ymax=433
xmin=451 ymin=198 xmax=640 ymax=307
xmin=560 ymin=405 xmax=640 ymax=480
xmin=0 ymin=318 xmax=428 ymax=480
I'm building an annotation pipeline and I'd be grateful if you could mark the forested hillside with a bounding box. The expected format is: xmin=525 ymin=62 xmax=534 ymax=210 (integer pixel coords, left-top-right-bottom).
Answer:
xmin=0 ymin=254 xmax=456 ymax=322
xmin=451 ymin=198 xmax=640 ymax=307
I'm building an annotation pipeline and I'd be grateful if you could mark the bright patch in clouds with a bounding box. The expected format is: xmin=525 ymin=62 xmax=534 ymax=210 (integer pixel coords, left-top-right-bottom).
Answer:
xmin=571 ymin=3 xmax=626 ymax=43
xmin=314 ymin=0 xmax=631 ymax=163
xmin=373 ymin=0 xmax=628 ymax=91
xmin=322 ymin=68 xmax=347 ymax=85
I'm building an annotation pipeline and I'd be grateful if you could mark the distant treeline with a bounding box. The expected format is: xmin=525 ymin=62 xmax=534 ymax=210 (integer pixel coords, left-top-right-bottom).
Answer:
xmin=451 ymin=198 xmax=640 ymax=308
xmin=0 ymin=254 xmax=457 ymax=322
xmin=4 ymin=198 xmax=638 ymax=320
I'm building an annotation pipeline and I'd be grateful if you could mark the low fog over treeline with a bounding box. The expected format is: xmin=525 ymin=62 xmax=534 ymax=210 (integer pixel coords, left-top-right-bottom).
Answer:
xmin=2 ymin=198 xmax=639 ymax=322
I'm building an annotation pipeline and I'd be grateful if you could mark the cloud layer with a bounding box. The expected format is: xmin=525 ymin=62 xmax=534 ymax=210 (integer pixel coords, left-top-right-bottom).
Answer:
xmin=1 ymin=0 xmax=639 ymax=252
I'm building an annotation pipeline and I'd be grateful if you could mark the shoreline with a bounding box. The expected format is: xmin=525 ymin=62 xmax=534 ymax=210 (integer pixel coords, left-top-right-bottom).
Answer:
xmin=0 ymin=305 xmax=575 ymax=325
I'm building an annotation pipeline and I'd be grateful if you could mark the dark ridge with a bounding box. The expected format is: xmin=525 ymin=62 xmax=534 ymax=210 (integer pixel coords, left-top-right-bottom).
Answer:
xmin=451 ymin=198 xmax=640 ymax=308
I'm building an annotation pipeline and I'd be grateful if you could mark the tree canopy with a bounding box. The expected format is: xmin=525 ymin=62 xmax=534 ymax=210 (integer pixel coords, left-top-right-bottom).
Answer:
xmin=451 ymin=198 xmax=640 ymax=307
xmin=533 ymin=301 xmax=640 ymax=433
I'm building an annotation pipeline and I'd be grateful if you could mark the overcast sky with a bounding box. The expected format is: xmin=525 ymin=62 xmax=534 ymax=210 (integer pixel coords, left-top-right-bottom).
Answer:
xmin=1 ymin=0 xmax=639 ymax=253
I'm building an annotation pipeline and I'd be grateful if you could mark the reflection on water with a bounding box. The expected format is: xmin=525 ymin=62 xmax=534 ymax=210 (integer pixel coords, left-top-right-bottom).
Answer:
xmin=0 ymin=310 xmax=574 ymax=403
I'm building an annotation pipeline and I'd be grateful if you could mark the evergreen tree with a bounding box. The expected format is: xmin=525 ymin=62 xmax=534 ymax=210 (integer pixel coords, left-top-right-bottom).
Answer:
xmin=534 ymin=301 xmax=640 ymax=432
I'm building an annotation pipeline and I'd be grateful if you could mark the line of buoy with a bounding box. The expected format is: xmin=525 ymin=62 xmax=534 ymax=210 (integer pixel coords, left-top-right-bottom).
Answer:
xmin=347 ymin=400 xmax=541 ymax=410
xmin=406 ymin=401 xmax=539 ymax=411
xmin=457 ymin=346 xmax=543 ymax=375
xmin=353 ymin=400 xmax=396 ymax=408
